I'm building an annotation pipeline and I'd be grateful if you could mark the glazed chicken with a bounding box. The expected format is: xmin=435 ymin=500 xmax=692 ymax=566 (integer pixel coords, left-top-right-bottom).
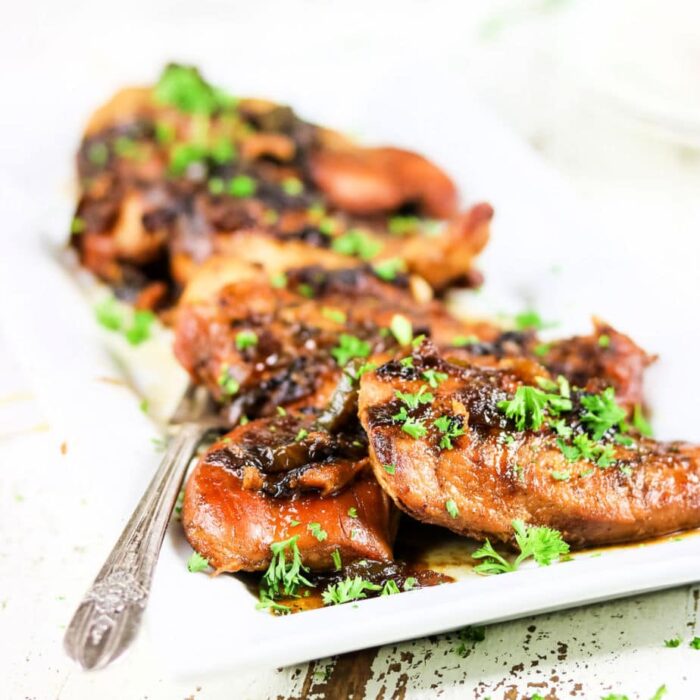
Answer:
xmin=452 ymin=320 xmax=653 ymax=414
xmin=183 ymin=410 xmax=397 ymax=573
xmin=70 ymin=64 xmax=490 ymax=310
xmin=358 ymin=341 xmax=700 ymax=548
xmin=174 ymin=262 xmax=498 ymax=419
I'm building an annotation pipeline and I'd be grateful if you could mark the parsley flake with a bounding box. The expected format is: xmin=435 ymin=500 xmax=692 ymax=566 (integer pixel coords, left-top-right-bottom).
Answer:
xmin=322 ymin=576 xmax=381 ymax=605
xmin=373 ymin=257 xmax=406 ymax=281
xmin=229 ymin=175 xmax=256 ymax=198
xmin=383 ymin=463 xmax=396 ymax=475
xmin=331 ymin=334 xmax=371 ymax=366
xmin=187 ymin=551 xmax=209 ymax=573
xmin=332 ymin=228 xmax=382 ymax=260
xmin=445 ymin=499 xmax=459 ymax=518
xmin=235 ymin=330 xmax=258 ymax=350
xmin=218 ymin=365 xmax=239 ymax=396
xmin=260 ymin=535 xmax=313 ymax=599
xmin=473 ymin=519 xmax=569 ymax=575
xmin=307 ymin=522 xmax=328 ymax=542
xmin=422 ymin=369 xmax=448 ymax=388
xmin=434 ymin=415 xmax=465 ymax=449
xmin=331 ymin=549 xmax=342 ymax=571
xmin=390 ymin=314 xmax=413 ymax=346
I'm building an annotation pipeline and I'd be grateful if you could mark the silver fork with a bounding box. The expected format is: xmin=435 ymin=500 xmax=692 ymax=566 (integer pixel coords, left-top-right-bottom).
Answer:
xmin=63 ymin=384 xmax=227 ymax=670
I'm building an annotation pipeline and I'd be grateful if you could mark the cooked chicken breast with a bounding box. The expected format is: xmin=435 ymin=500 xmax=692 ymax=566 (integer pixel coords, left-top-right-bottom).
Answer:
xmin=183 ymin=412 xmax=397 ymax=572
xmin=71 ymin=64 xmax=490 ymax=307
xmin=174 ymin=264 xmax=498 ymax=418
xmin=358 ymin=342 xmax=700 ymax=547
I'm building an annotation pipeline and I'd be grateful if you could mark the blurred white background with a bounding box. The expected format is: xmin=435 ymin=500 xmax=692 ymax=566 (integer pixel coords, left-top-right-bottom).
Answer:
xmin=2 ymin=1 xmax=700 ymax=698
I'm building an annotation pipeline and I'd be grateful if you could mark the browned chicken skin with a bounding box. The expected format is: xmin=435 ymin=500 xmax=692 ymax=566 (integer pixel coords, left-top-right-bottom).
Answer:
xmin=183 ymin=413 xmax=397 ymax=573
xmin=359 ymin=342 xmax=700 ymax=548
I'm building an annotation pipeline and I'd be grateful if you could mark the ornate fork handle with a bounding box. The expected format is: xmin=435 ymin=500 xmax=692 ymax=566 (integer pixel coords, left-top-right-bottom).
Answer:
xmin=63 ymin=423 xmax=207 ymax=670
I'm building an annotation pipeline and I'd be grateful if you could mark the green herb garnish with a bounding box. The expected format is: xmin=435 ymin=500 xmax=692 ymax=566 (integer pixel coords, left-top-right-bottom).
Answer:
xmin=473 ymin=519 xmax=569 ymax=575
xmin=322 ymin=576 xmax=381 ymax=605
xmin=236 ymin=330 xmax=258 ymax=350
xmin=331 ymin=228 xmax=382 ymax=260
xmin=187 ymin=551 xmax=209 ymax=573
xmin=390 ymin=314 xmax=413 ymax=346
xmin=331 ymin=334 xmax=371 ymax=366
xmin=307 ymin=522 xmax=328 ymax=542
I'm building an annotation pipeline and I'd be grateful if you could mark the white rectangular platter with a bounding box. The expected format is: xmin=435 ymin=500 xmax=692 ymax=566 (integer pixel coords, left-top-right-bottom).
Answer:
xmin=1 ymin=63 xmax=698 ymax=679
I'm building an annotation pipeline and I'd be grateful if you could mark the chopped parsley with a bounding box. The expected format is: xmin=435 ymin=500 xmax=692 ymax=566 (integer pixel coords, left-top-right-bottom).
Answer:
xmin=381 ymin=580 xmax=401 ymax=596
xmin=473 ymin=519 xmax=569 ymax=575
xmin=297 ymin=283 xmax=314 ymax=298
xmin=498 ymin=385 xmax=571 ymax=431
xmin=187 ymin=551 xmax=209 ymax=573
xmin=534 ymin=342 xmax=551 ymax=357
xmin=633 ymin=404 xmax=653 ymax=437
xmin=390 ymin=314 xmax=413 ymax=346
xmin=169 ymin=142 xmax=208 ymax=175
xmin=270 ymin=272 xmax=287 ymax=288
xmin=321 ymin=307 xmax=347 ymax=324
xmin=87 ymin=142 xmax=109 ymax=166
xmin=580 ymin=387 xmax=626 ymax=439
xmin=307 ymin=522 xmax=328 ymax=542
xmin=664 ymin=637 xmax=681 ymax=648
xmin=210 ymin=138 xmax=235 ymax=164
xmin=452 ymin=335 xmax=479 ymax=347
xmin=395 ymin=386 xmax=434 ymax=410
xmin=514 ymin=310 xmax=556 ymax=331
xmin=434 ymin=415 xmax=465 ymax=450
xmin=598 ymin=333 xmax=611 ymax=348
xmin=95 ymin=296 xmax=123 ymax=331
xmin=154 ymin=121 xmax=175 ymax=145
xmin=331 ymin=228 xmax=382 ymax=260
xmin=281 ymin=177 xmax=304 ymax=195
xmin=276 ymin=406 xmax=287 ymax=416
xmin=229 ymin=175 xmax=257 ymax=198
xmin=401 ymin=417 xmax=428 ymax=439
xmin=403 ymin=577 xmax=417 ymax=590
xmin=71 ymin=216 xmax=86 ymax=234
xmin=445 ymin=499 xmax=459 ymax=518
xmin=154 ymin=64 xmax=235 ymax=115
xmin=124 ymin=310 xmax=155 ymax=345
xmin=331 ymin=334 xmax=371 ymax=366
xmin=422 ymin=369 xmax=448 ymax=388
xmin=217 ymin=365 xmax=239 ymax=396
xmin=295 ymin=428 xmax=309 ymax=442
xmin=691 ymin=637 xmax=700 ymax=650
xmin=388 ymin=215 xmax=420 ymax=235
xmin=208 ymin=177 xmax=225 ymax=194
xmin=322 ymin=576 xmax=381 ymax=605
xmin=400 ymin=356 xmax=414 ymax=368
xmin=331 ymin=549 xmax=342 ymax=571
xmin=373 ymin=257 xmax=406 ymax=281
xmin=260 ymin=535 xmax=313 ymax=599
xmin=550 ymin=469 xmax=571 ymax=481
xmin=139 ymin=398 xmax=149 ymax=415
xmin=383 ymin=463 xmax=396 ymax=475
xmin=347 ymin=507 xmax=358 ymax=518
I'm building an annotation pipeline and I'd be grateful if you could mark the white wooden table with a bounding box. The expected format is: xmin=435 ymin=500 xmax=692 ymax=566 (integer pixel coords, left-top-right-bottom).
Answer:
xmin=2 ymin=1 xmax=700 ymax=697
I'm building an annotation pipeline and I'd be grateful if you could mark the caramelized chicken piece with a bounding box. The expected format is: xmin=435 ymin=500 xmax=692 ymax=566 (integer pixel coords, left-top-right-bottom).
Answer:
xmin=539 ymin=319 xmax=654 ymax=411
xmin=449 ymin=320 xmax=652 ymax=415
xmin=183 ymin=413 xmax=397 ymax=572
xmin=70 ymin=64 xmax=490 ymax=306
xmin=174 ymin=264 xmax=498 ymax=417
xmin=358 ymin=342 xmax=700 ymax=547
